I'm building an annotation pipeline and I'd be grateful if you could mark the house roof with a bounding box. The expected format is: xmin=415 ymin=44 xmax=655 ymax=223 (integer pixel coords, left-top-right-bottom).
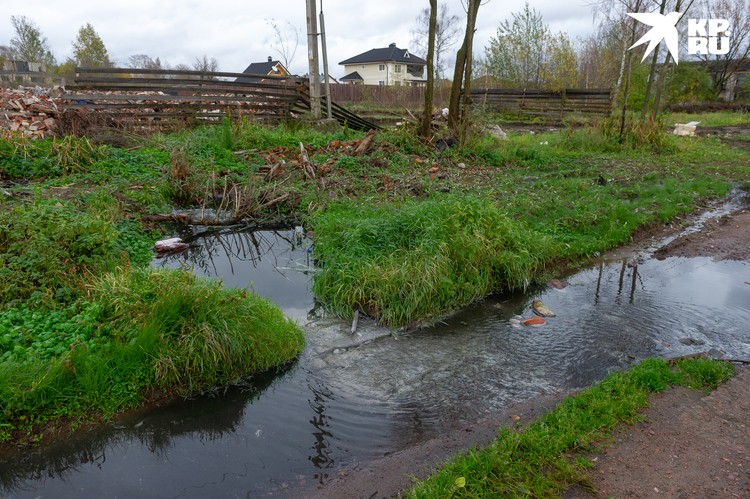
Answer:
xmin=339 ymin=43 xmax=426 ymax=66
xmin=236 ymin=57 xmax=288 ymax=83
xmin=340 ymin=71 xmax=364 ymax=81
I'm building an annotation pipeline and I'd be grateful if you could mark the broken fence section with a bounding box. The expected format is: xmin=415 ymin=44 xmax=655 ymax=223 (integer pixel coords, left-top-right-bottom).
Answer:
xmin=58 ymin=67 xmax=378 ymax=133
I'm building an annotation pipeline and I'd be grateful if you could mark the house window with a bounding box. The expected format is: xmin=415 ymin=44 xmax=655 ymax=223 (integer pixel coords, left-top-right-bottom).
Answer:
xmin=378 ymin=64 xmax=385 ymax=71
xmin=394 ymin=64 xmax=402 ymax=73
xmin=379 ymin=81 xmax=385 ymax=86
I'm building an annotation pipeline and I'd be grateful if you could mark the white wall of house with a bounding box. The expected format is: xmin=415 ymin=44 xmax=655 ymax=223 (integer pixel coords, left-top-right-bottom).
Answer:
xmin=342 ymin=61 xmax=425 ymax=86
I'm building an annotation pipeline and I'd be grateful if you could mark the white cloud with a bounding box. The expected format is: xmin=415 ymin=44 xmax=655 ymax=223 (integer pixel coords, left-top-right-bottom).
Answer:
xmin=2 ymin=0 xmax=596 ymax=77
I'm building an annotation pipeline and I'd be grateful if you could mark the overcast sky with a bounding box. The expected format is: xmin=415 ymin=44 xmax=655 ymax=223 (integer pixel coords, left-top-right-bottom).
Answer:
xmin=2 ymin=1 xmax=598 ymax=77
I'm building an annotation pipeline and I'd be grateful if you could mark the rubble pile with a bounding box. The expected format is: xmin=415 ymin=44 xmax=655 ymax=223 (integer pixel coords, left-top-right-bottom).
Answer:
xmin=0 ymin=86 xmax=63 ymax=138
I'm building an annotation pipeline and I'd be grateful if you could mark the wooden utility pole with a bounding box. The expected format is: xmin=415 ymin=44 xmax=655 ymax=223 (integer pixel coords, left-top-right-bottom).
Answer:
xmin=319 ymin=7 xmax=333 ymax=119
xmin=306 ymin=0 xmax=321 ymax=118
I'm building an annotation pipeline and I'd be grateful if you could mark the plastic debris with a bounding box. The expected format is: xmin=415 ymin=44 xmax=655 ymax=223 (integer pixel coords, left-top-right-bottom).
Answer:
xmin=522 ymin=317 xmax=546 ymax=326
xmin=154 ymin=237 xmax=189 ymax=254
xmin=532 ymin=299 xmax=556 ymax=317
xmin=673 ymin=121 xmax=700 ymax=136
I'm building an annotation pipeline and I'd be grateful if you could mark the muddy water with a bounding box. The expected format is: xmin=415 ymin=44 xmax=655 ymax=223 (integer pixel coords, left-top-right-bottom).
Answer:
xmin=1 ymin=225 xmax=749 ymax=498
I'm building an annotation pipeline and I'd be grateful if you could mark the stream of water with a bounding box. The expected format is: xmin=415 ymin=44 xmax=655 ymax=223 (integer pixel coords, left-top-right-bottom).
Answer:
xmin=1 ymin=213 xmax=749 ymax=498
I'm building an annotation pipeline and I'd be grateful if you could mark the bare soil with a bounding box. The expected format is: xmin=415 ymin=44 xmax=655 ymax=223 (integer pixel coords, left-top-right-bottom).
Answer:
xmin=306 ymin=207 xmax=750 ymax=499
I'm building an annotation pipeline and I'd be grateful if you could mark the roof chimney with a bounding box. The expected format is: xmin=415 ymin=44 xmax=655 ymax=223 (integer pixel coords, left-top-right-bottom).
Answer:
xmin=389 ymin=43 xmax=396 ymax=48
xmin=268 ymin=56 xmax=272 ymax=62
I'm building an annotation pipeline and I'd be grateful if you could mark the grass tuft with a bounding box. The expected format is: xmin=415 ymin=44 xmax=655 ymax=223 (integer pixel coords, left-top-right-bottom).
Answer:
xmin=311 ymin=195 xmax=550 ymax=327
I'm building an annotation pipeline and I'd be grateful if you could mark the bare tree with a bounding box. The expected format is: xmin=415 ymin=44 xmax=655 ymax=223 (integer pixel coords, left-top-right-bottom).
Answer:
xmin=421 ymin=0 xmax=438 ymax=139
xmin=266 ymin=18 xmax=300 ymax=71
xmin=411 ymin=3 xmax=461 ymax=79
xmin=193 ymin=55 xmax=219 ymax=79
xmin=126 ymin=54 xmax=162 ymax=69
xmin=447 ymin=0 xmax=486 ymax=139
xmin=594 ymin=0 xmax=650 ymax=138
xmin=0 ymin=45 xmax=19 ymax=61
xmin=697 ymin=0 xmax=750 ymax=99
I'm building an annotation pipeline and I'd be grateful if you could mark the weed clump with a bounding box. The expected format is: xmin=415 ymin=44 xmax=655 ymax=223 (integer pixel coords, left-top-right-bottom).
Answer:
xmin=311 ymin=195 xmax=550 ymax=327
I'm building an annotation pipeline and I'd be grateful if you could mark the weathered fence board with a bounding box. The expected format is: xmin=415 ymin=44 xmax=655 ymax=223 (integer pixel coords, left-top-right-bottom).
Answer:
xmin=469 ymin=88 xmax=613 ymax=119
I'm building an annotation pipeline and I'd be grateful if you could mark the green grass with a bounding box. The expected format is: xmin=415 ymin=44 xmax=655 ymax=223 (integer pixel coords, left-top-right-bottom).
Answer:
xmin=664 ymin=111 xmax=750 ymax=127
xmin=311 ymin=195 xmax=550 ymax=327
xmin=309 ymin=121 xmax=749 ymax=327
xmin=0 ymin=268 xmax=304 ymax=442
xmin=407 ymin=358 xmax=735 ymax=498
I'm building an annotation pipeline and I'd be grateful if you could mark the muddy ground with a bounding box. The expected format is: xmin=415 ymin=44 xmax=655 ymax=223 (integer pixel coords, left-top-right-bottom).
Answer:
xmin=306 ymin=206 xmax=750 ymax=498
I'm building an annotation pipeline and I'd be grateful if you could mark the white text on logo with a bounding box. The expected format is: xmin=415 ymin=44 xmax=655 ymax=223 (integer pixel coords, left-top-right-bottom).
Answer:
xmin=687 ymin=19 xmax=731 ymax=55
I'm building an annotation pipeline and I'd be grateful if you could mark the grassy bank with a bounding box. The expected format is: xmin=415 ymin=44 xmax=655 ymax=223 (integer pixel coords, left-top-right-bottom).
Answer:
xmin=309 ymin=119 xmax=750 ymax=326
xmin=407 ymin=358 xmax=735 ymax=497
xmin=0 ymin=126 xmax=315 ymax=444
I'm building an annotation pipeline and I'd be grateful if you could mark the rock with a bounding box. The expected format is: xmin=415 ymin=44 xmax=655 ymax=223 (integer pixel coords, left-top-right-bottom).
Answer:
xmin=489 ymin=125 xmax=508 ymax=140
xmin=548 ymin=278 xmax=568 ymax=289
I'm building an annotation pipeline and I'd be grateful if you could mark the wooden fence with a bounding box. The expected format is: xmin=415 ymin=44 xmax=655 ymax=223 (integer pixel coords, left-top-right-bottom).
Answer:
xmin=468 ymin=88 xmax=613 ymax=119
xmin=58 ymin=67 xmax=378 ymax=132
xmin=329 ymin=83 xmax=450 ymax=109
xmin=60 ymin=67 xmax=306 ymax=128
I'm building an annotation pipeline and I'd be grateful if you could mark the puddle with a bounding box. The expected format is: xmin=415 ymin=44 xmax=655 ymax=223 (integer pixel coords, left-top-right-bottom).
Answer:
xmin=1 ymin=225 xmax=749 ymax=498
xmin=153 ymin=225 xmax=316 ymax=322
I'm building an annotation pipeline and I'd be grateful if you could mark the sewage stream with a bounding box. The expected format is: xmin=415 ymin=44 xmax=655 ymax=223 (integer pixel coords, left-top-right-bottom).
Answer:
xmin=1 ymin=213 xmax=749 ymax=498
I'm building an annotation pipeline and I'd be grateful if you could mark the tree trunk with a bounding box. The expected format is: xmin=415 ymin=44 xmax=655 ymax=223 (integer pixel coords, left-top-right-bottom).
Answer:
xmin=640 ymin=0 xmax=667 ymax=121
xmin=447 ymin=0 xmax=481 ymax=139
xmin=618 ymin=0 xmax=643 ymax=141
xmin=420 ymin=0 xmax=438 ymax=140
xmin=447 ymin=42 xmax=467 ymax=134
xmin=458 ymin=2 xmax=481 ymax=142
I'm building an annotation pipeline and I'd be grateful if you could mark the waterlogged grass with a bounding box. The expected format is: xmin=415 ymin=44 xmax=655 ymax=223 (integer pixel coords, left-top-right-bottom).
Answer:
xmin=0 ymin=268 xmax=304 ymax=442
xmin=408 ymin=358 xmax=735 ymax=498
xmin=1 ymin=115 xmax=749 ymax=443
xmin=311 ymin=196 xmax=550 ymax=327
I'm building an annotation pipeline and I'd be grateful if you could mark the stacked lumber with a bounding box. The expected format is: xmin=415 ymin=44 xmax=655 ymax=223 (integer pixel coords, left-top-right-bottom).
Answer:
xmin=0 ymin=87 xmax=62 ymax=138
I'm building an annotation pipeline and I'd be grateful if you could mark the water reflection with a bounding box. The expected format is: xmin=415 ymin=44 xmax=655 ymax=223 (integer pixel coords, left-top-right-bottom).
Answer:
xmin=0 ymin=367 xmax=283 ymax=496
xmin=307 ymin=376 xmax=335 ymax=482
xmin=2 ymin=227 xmax=749 ymax=498
xmin=154 ymin=226 xmax=315 ymax=321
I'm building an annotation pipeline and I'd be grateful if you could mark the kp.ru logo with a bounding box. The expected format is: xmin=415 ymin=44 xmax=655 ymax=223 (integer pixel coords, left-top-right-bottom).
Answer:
xmin=628 ymin=11 xmax=731 ymax=64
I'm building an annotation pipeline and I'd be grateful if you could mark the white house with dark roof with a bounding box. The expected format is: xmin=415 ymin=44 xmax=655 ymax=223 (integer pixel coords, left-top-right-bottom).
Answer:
xmin=339 ymin=43 xmax=426 ymax=86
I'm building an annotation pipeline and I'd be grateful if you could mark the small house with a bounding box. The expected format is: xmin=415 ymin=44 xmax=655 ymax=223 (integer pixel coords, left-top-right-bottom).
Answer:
xmin=236 ymin=56 xmax=291 ymax=83
xmin=339 ymin=43 xmax=426 ymax=87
